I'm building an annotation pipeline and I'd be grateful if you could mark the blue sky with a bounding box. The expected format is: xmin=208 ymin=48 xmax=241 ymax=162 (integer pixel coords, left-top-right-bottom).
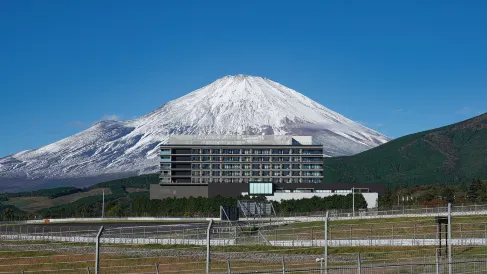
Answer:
xmin=1 ymin=0 xmax=486 ymax=157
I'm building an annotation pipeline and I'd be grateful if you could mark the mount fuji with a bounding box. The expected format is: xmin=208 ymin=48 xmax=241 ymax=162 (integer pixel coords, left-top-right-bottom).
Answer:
xmin=0 ymin=75 xmax=390 ymax=191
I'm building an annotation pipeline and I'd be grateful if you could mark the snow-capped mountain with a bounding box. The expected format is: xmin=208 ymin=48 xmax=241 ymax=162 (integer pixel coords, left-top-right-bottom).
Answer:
xmin=0 ymin=75 xmax=390 ymax=190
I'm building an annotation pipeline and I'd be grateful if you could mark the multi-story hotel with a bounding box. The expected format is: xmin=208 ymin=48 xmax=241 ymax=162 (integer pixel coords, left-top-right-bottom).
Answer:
xmin=150 ymin=135 xmax=383 ymax=208
xmin=159 ymin=135 xmax=323 ymax=185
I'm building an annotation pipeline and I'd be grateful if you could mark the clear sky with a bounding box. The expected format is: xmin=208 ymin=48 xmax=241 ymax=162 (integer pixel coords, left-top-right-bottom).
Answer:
xmin=1 ymin=0 xmax=486 ymax=157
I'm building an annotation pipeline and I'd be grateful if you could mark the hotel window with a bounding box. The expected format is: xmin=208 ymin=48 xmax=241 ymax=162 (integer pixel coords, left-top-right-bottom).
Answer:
xmin=160 ymin=149 xmax=171 ymax=155
xmin=272 ymin=164 xmax=280 ymax=169
xmin=242 ymin=171 xmax=251 ymax=176
xmin=202 ymin=171 xmax=211 ymax=176
xmin=302 ymin=178 xmax=321 ymax=183
xmin=316 ymin=190 xmax=332 ymax=193
xmin=201 ymin=156 xmax=210 ymax=161
xmin=302 ymin=157 xmax=322 ymax=162
xmin=222 ymin=156 xmax=240 ymax=162
xmin=192 ymin=156 xmax=200 ymax=161
xmin=303 ymin=171 xmax=322 ymax=176
xmin=211 ymin=156 xmax=220 ymax=161
xmin=292 ymin=164 xmax=301 ymax=169
xmin=272 ymin=171 xmax=280 ymax=176
xmin=160 ymin=156 xmax=170 ymax=162
xmin=202 ymin=164 xmax=211 ymax=169
xmin=191 ymin=171 xmax=200 ymax=176
xmin=212 ymin=171 xmax=220 ymax=176
xmin=242 ymin=156 xmax=251 ymax=162
xmin=282 ymin=171 xmax=290 ymax=176
xmin=303 ymin=164 xmax=322 ymax=169
xmin=282 ymin=164 xmax=290 ymax=169
xmin=252 ymin=164 xmax=260 ymax=169
xmin=272 ymin=157 xmax=289 ymax=162
xmin=202 ymin=149 xmax=210 ymax=154
xmin=252 ymin=171 xmax=260 ymax=176
xmin=212 ymin=164 xmax=220 ymax=169
xmin=291 ymin=157 xmax=300 ymax=162
xmin=272 ymin=149 xmax=290 ymax=154
xmin=211 ymin=149 xmax=220 ymax=154
xmin=222 ymin=171 xmax=239 ymax=176
xmin=292 ymin=149 xmax=300 ymax=154
xmin=242 ymin=164 xmax=251 ymax=169
xmin=222 ymin=149 xmax=239 ymax=154
xmin=191 ymin=164 xmax=200 ymax=169
xmin=161 ymin=164 xmax=170 ymax=169
xmin=262 ymin=171 xmax=270 ymax=176
xmin=191 ymin=178 xmax=200 ymax=183
xmin=335 ymin=190 xmax=352 ymax=194
xmin=223 ymin=164 xmax=240 ymax=169
xmin=191 ymin=149 xmax=200 ymax=154
xmin=292 ymin=171 xmax=300 ymax=176
xmin=262 ymin=164 xmax=271 ymax=169
xmin=295 ymin=188 xmax=313 ymax=193
xmin=302 ymin=150 xmax=322 ymax=155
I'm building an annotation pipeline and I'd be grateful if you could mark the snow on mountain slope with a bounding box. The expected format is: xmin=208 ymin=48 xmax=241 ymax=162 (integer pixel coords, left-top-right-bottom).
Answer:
xmin=0 ymin=75 xmax=390 ymax=183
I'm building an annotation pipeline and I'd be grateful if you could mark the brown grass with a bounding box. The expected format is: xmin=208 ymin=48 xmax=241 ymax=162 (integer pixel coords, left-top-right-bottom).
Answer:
xmin=5 ymin=188 xmax=112 ymax=212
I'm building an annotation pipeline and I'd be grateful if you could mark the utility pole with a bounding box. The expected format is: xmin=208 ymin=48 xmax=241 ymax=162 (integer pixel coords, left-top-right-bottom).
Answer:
xmin=102 ymin=189 xmax=105 ymax=219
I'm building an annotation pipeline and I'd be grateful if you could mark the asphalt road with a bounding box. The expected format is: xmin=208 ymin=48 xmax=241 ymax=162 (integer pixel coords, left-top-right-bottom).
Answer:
xmin=2 ymin=221 xmax=210 ymax=235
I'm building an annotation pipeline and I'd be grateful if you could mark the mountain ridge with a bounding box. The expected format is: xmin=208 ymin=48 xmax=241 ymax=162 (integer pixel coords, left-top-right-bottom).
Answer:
xmin=0 ymin=75 xmax=389 ymax=191
xmin=323 ymin=112 xmax=487 ymax=186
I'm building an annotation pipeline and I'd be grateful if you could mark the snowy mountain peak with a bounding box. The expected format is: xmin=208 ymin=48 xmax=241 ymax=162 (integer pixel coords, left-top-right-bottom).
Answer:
xmin=0 ymin=75 xmax=390 ymax=190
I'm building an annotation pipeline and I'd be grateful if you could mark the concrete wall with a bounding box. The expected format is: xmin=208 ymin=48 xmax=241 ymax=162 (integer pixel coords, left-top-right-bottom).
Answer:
xmin=241 ymin=192 xmax=379 ymax=209
xmin=150 ymin=184 xmax=209 ymax=199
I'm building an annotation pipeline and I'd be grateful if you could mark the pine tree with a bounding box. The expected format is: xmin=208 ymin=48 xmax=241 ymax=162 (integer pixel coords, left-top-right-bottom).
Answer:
xmin=467 ymin=179 xmax=482 ymax=202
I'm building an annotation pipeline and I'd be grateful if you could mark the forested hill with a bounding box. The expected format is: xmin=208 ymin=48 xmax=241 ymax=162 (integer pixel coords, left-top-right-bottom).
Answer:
xmin=323 ymin=113 xmax=487 ymax=187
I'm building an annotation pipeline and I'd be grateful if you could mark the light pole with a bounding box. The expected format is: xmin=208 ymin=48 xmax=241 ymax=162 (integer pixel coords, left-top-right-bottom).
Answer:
xmin=102 ymin=189 xmax=105 ymax=219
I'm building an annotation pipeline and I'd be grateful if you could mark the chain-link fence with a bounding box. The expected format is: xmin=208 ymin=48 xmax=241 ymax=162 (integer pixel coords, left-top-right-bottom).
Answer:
xmin=0 ymin=204 xmax=487 ymax=273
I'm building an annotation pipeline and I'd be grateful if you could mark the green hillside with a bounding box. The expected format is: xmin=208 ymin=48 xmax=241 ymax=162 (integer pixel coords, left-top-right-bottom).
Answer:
xmin=323 ymin=113 xmax=487 ymax=187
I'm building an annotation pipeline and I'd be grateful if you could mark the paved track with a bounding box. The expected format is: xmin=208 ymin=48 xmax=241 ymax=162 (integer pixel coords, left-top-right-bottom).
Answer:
xmin=2 ymin=222 xmax=209 ymax=235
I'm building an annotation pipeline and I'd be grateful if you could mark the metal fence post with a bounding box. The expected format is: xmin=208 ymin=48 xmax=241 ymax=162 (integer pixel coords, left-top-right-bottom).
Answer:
xmin=155 ymin=263 xmax=160 ymax=274
xmin=436 ymin=248 xmax=439 ymax=274
xmin=324 ymin=211 xmax=329 ymax=274
xmin=282 ymin=257 xmax=286 ymax=274
xmin=448 ymin=203 xmax=452 ymax=274
xmin=95 ymin=226 xmax=105 ymax=274
xmin=206 ymin=219 xmax=213 ymax=274
xmin=87 ymin=266 xmax=91 ymax=274
xmin=357 ymin=252 xmax=361 ymax=274
xmin=227 ymin=260 xmax=231 ymax=274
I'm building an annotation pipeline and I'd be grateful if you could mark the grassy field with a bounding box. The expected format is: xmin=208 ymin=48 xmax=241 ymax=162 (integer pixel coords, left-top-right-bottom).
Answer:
xmin=5 ymin=188 xmax=111 ymax=213
xmin=261 ymin=215 xmax=487 ymax=241
xmin=0 ymin=243 xmax=485 ymax=273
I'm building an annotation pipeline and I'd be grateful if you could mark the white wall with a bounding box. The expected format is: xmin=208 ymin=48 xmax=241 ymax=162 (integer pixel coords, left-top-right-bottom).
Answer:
xmin=242 ymin=192 xmax=378 ymax=209
xmin=291 ymin=136 xmax=313 ymax=145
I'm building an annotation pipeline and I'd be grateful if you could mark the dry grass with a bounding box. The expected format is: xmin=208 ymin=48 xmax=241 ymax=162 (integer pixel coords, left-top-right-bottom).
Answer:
xmin=0 ymin=243 xmax=485 ymax=273
xmin=5 ymin=188 xmax=111 ymax=212
xmin=265 ymin=215 xmax=487 ymax=241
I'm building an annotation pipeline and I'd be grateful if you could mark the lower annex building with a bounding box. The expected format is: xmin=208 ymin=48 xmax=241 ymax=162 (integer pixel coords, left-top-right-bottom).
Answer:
xmin=150 ymin=135 xmax=382 ymax=208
